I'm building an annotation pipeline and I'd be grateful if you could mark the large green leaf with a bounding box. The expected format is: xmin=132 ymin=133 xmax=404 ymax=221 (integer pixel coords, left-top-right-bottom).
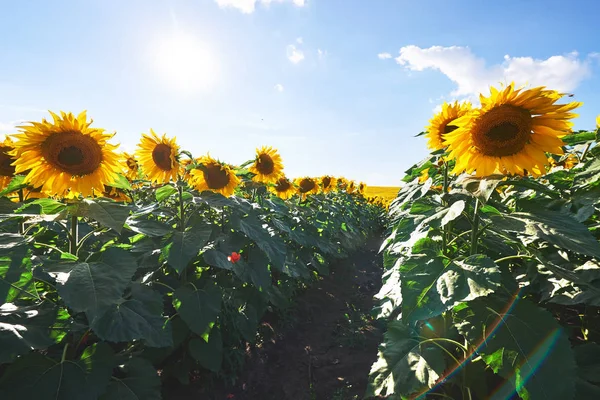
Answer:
xmin=0 ymin=303 xmax=69 ymax=363
xmin=0 ymin=232 xmax=31 ymax=253
xmin=0 ymin=175 xmax=27 ymax=197
xmin=52 ymin=247 xmax=138 ymax=321
xmin=491 ymin=209 xmax=600 ymax=258
xmin=400 ymin=255 xmax=447 ymax=323
xmin=99 ymin=357 xmax=161 ymax=400
xmin=165 ymin=224 xmax=213 ymax=274
xmin=173 ymin=283 xmax=221 ymax=335
xmin=202 ymin=248 xmax=234 ymax=271
xmin=238 ymin=215 xmax=286 ymax=269
xmin=235 ymin=246 xmax=271 ymax=290
xmin=155 ymin=184 xmax=177 ymax=201
xmin=454 ymin=297 xmax=577 ymax=400
xmin=91 ymin=286 xmax=172 ymax=347
xmin=366 ymin=321 xmax=446 ymax=398
xmin=69 ymin=198 xmax=131 ymax=233
xmin=234 ymin=303 xmax=258 ymax=343
xmin=0 ymin=249 xmax=37 ymax=303
xmin=189 ymin=327 xmax=223 ymax=372
xmin=436 ymin=255 xmax=502 ymax=306
xmin=0 ymin=352 xmax=91 ymax=400
xmin=126 ymin=218 xmax=173 ymax=237
xmin=16 ymin=198 xmax=66 ymax=215
xmin=79 ymin=342 xmax=117 ymax=398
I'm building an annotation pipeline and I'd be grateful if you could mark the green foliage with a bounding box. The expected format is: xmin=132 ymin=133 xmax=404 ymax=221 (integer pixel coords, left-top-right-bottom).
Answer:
xmin=369 ymin=138 xmax=600 ymax=399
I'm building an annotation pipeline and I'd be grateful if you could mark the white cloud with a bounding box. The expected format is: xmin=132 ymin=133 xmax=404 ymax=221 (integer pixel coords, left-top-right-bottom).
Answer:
xmin=215 ymin=0 xmax=306 ymax=13
xmin=395 ymin=45 xmax=593 ymax=98
xmin=0 ymin=120 xmax=25 ymax=133
xmin=287 ymin=44 xmax=305 ymax=64
xmin=296 ymin=37 xmax=303 ymax=44
xmin=317 ymin=48 xmax=327 ymax=59
xmin=377 ymin=52 xmax=392 ymax=60
xmin=274 ymin=83 xmax=284 ymax=92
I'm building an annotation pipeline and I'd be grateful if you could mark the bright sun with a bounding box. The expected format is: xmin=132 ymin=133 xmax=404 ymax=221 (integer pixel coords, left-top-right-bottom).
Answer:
xmin=153 ymin=32 xmax=219 ymax=94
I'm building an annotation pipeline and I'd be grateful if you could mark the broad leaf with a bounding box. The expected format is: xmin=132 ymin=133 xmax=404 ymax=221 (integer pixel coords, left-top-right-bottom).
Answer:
xmin=127 ymin=218 xmax=173 ymax=237
xmin=99 ymin=357 xmax=161 ymax=400
xmin=400 ymin=255 xmax=447 ymax=323
xmin=165 ymin=225 xmax=213 ymax=274
xmin=440 ymin=200 xmax=465 ymax=227
xmin=436 ymin=255 xmax=502 ymax=305
xmin=79 ymin=342 xmax=117 ymax=398
xmin=366 ymin=321 xmax=445 ymax=398
xmin=155 ymin=184 xmax=177 ymax=201
xmin=454 ymin=297 xmax=577 ymax=400
xmin=202 ymin=248 xmax=234 ymax=271
xmin=0 ymin=250 xmax=37 ymax=303
xmin=238 ymin=215 xmax=286 ymax=269
xmin=189 ymin=327 xmax=223 ymax=372
xmin=52 ymin=247 xmax=138 ymax=321
xmin=173 ymin=283 xmax=221 ymax=335
xmin=69 ymin=198 xmax=131 ymax=233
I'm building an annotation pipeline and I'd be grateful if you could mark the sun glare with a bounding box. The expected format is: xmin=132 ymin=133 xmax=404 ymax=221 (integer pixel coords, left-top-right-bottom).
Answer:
xmin=153 ymin=32 xmax=219 ymax=94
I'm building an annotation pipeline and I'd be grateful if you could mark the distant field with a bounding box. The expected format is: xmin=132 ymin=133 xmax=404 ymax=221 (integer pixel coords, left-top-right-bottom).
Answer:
xmin=365 ymin=186 xmax=400 ymax=200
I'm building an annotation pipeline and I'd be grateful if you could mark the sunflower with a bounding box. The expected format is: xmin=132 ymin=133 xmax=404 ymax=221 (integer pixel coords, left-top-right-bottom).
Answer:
xmin=418 ymin=169 xmax=430 ymax=184
xmin=270 ymin=177 xmax=296 ymax=200
xmin=596 ymin=114 xmax=600 ymax=129
xmin=248 ymin=146 xmax=284 ymax=184
xmin=0 ymin=136 xmax=16 ymax=191
xmin=358 ymin=182 xmax=366 ymax=194
xmin=122 ymin=152 xmax=141 ymax=181
xmin=347 ymin=181 xmax=356 ymax=194
xmin=319 ymin=175 xmax=337 ymax=193
xmin=102 ymin=185 xmax=130 ymax=202
xmin=295 ymin=177 xmax=318 ymax=198
xmin=136 ymin=129 xmax=180 ymax=183
xmin=445 ymin=83 xmax=581 ymax=177
xmin=337 ymin=177 xmax=349 ymax=190
xmin=190 ymin=155 xmax=239 ymax=197
xmin=426 ymin=101 xmax=472 ymax=151
xmin=10 ymin=111 xmax=121 ymax=198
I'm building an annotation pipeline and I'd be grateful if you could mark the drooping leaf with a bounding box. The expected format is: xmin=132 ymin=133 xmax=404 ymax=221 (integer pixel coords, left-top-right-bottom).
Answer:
xmin=155 ymin=184 xmax=177 ymax=202
xmin=189 ymin=327 xmax=223 ymax=372
xmin=127 ymin=217 xmax=173 ymax=237
xmin=173 ymin=283 xmax=221 ymax=335
xmin=0 ymin=175 xmax=27 ymax=197
xmin=366 ymin=321 xmax=446 ymax=398
xmin=16 ymin=198 xmax=66 ymax=215
xmin=454 ymin=297 xmax=577 ymax=400
xmin=52 ymin=247 xmax=138 ymax=321
xmin=165 ymin=224 xmax=213 ymax=274
xmin=99 ymin=357 xmax=161 ymax=400
xmin=440 ymin=200 xmax=465 ymax=227
xmin=491 ymin=209 xmax=600 ymax=258
xmin=436 ymin=255 xmax=502 ymax=305
xmin=238 ymin=215 xmax=286 ymax=269
xmin=0 ymin=303 xmax=70 ymax=363
xmin=69 ymin=198 xmax=131 ymax=233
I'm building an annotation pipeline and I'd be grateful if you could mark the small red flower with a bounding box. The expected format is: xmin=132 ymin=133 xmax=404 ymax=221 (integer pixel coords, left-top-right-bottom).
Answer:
xmin=228 ymin=252 xmax=241 ymax=263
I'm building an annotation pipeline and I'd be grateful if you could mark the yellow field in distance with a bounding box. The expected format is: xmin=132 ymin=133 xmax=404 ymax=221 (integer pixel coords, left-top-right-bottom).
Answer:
xmin=365 ymin=186 xmax=400 ymax=200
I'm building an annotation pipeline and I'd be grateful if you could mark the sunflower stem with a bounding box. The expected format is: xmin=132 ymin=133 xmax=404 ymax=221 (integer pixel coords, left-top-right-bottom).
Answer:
xmin=470 ymin=198 xmax=480 ymax=256
xmin=178 ymin=185 xmax=185 ymax=232
xmin=442 ymin=161 xmax=449 ymax=255
xmin=580 ymin=142 xmax=592 ymax=162
xmin=69 ymin=215 xmax=78 ymax=255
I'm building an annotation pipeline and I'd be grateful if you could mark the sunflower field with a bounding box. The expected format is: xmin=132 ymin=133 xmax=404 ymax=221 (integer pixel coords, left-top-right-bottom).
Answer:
xmin=0 ymin=111 xmax=384 ymax=399
xmin=368 ymin=84 xmax=600 ymax=399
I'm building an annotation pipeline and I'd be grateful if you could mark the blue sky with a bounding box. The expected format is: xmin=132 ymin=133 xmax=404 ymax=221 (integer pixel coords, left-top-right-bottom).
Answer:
xmin=1 ymin=0 xmax=599 ymax=185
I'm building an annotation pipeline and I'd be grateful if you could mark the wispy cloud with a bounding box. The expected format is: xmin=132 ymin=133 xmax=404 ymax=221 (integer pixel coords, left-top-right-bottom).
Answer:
xmin=215 ymin=0 xmax=306 ymax=13
xmin=296 ymin=37 xmax=303 ymax=44
xmin=377 ymin=52 xmax=392 ymax=60
xmin=0 ymin=120 xmax=26 ymax=133
xmin=395 ymin=45 xmax=594 ymax=98
xmin=317 ymin=48 xmax=327 ymax=59
xmin=287 ymin=44 xmax=305 ymax=64
xmin=274 ymin=83 xmax=284 ymax=92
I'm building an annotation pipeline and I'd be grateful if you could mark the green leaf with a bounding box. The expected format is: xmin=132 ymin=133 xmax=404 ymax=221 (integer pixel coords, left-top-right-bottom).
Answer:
xmin=454 ymin=297 xmax=577 ymax=400
xmin=441 ymin=200 xmax=465 ymax=227
xmin=0 ymin=250 xmax=37 ymax=303
xmin=0 ymin=175 xmax=27 ymax=197
xmin=456 ymin=174 xmax=503 ymax=202
xmin=16 ymin=198 xmax=66 ymax=214
xmin=127 ymin=218 xmax=173 ymax=237
xmin=99 ymin=358 xmax=161 ymax=400
xmin=165 ymin=225 xmax=213 ymax=274
xmin=0 ymin=352 xmax=91 ymax=400
xmin=189 ymin=327 xmax=223 ymax=372
xmin=436 ymin=255 xmax=502 ymax=306
xmin=574 ymin=343 xmax=600 ymax=384
xmin=563 ymin=130 xmax=596 ymax=145
xmin=173 ymin=283 xmax=221 ymax=335
xmin=234 ymin=247 xmax=271 ymax=290
xmin=366 ymin=321 xmax=445 ymax=398
xmin=491 ymin=209 xmax=600 ymax=258
xmin=91 ymin=285 xmax=172 ymax=347
xmin=69 ymin=198 xmax=131 ymax=233
xmin=235 ymin=303 xmax=258 ymax=343
xmin=480 ymin=204 xmax=502 ymax=216
xmin=202 ymin=248 xmax=234 ymax=271
xmin=79 ymin=342 xmax=117 ymax=398
xmin=155 ymin=184 xmax=177 ymax=201
xmin=400 ymin=255 xmax=447 ymax=323
xmin=109 ymin=174 xmax=133 ymax=191
xmin=52 ymin=247 xmax=138 ymax=321
xmin=0 ymin=232 xmax=32 ymax=253
xmin=238 ymin=215 xmax=286 ymax=269
xmin=0 ymin=303 xmax=68 ymax=364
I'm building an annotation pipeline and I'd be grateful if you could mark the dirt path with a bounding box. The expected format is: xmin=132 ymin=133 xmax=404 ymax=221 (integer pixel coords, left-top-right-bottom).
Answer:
xmin=168 ymin=237 xmax=384 ymax=400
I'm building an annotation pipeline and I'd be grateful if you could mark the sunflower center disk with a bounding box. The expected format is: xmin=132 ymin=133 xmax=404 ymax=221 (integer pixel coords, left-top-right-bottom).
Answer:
xmin=152 ymin=144 xmax=174 ymax=171
xmin=204 ymin=164 xmax=230 ymax=189
xmin=299 ymin=179 xmax=315 ymax=193
xmin=42 ymin=131 xmax=103 ymax=176
xmin=444 ymin=124 xmax=458 ymax=134
xmin=322 ymin=177 xmax=331 ymax=188
xmin=256 ymin=154 xmax=275 ymax=175
xmin=473 ymin=105 xmax=532 ymax=157
xmin=0 ymin=147 xmax=15 ymax=177
xmin=276 ymin=179 xmax=291 ymax=192
xmin=126 ymin=158 xmax=138 ymax=171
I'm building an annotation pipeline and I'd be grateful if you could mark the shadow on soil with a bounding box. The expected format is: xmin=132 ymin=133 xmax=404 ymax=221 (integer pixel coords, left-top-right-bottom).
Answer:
xmin=166 ymin=236 xmax=384 ymax=400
